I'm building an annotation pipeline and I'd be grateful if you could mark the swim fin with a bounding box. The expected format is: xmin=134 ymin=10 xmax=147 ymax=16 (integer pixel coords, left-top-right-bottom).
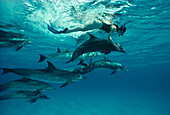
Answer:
xmin=47 ymin=24 xmax=68 ymax=34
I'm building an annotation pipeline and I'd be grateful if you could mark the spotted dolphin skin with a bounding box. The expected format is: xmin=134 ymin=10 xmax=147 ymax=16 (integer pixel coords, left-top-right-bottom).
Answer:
xmin=0 ymin=78 xmax=56 ymax=92
xmin=1 ymin=61 xmax=86 ymax=88
xmin=66 ymin=33 xmax=126 ymax=63
xmin=72 ymin=57 xmax=128 ymax=75
xmin=0 ymin=89 xmax=49 ymax=103
xmin=38 ymin=48 xmax=73 ymax=62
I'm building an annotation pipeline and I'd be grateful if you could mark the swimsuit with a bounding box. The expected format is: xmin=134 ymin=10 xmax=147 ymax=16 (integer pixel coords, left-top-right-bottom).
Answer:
xmin=99 ymin=20 xmax=119 ymax=33
xmin=99 ymin=22 xmax=111 ymax=33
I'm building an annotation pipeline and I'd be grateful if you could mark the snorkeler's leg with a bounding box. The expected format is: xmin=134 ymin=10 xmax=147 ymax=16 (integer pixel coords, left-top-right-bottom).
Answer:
xmin=65 ymin=19 xmax=103 ymax=33
xmin=47 ymin=21 xmax=68 ymax=34
xmin=108 ymin=36 xmax=120 ymax=51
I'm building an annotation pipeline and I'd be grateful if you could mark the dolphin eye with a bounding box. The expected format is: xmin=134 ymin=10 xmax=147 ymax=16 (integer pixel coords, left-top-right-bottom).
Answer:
xmin=77 ymin=75 xmax=81 ymax=78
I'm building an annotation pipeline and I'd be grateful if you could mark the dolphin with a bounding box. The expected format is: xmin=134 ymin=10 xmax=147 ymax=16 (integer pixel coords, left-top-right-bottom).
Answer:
xmin=66 ymin=33 xmax=126 ymax=63
xmin=90 ymin=57 xmax=128 ymax=74
xmin=0 ymin=30 xmax=32 ymax=51
xmin=38 ymin=48 xmax=102 ymax=63
xmin=0 ymin=89 xmax=49 ymax=103
xmin=0 ymin=78 xmax=56 ymax=92
xmin=38 ymin=48 xmax=73 ymax=62
xmin=1 ymin=61 xmax=86 ymax=88
xmin=72 ymin=57 xmax=128 ymax=75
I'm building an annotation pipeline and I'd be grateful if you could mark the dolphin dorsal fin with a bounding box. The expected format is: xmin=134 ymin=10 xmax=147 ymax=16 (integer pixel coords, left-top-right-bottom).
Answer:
xmin=87 ymin=33 xmax=98 ymax=40
xmin=57 ymin=48 xmax=61 ymax=53
xmin=46 ymin=61 xmax=57 ymax=71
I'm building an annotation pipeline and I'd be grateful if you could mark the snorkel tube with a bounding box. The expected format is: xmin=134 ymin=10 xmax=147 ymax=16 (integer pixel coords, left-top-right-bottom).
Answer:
xmin=118 ymin=23 xmax=126 ymax=36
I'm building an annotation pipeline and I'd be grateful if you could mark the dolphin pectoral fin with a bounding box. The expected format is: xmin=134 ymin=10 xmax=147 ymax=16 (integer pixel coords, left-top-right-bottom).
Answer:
xmin=28 ymin=98 xmax=37 ymax=103
xmin=60 ymin=80 xmax=72 ymax=88
xmin=111 ymin=71 xmax=117 ymax=75
xmin=60 ymin=82 xmax=69 ymax=88
xmin=38 ymin=54 xmax=47 ymax=63
xmin=16 ymin=39 xmax=28 ymax=51
xmin=15 ymin=45 xmax=23 ymax=51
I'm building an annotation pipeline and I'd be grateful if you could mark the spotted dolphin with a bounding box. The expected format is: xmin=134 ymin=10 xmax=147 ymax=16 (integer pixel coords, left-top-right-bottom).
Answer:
xmin=72 ymin=57 xmax=128 ymax=75
xmin=1 ymin=61 xmax=86 ymax=88
xmin=0 ymin=78 xmax=56 ymax=92
xmin=66 ymin=34 xmax=126 ymax=63
xmin=0 ymin=89 xmax=49 ymax=103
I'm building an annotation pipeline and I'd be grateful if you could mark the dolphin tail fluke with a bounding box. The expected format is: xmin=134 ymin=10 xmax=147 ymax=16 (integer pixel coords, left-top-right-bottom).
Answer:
xmin=1 ymin=68 xmax=11 ymax=74
xmin=38 ymin=54 xmax=47 ymax=63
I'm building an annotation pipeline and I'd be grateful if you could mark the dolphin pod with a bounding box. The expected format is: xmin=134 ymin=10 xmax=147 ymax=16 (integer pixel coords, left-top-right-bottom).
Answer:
xmin=0 ymin=13 xmax=128 ymax=103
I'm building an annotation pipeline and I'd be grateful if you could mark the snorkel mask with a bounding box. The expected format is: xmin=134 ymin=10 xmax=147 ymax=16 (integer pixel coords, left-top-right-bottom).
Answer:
xmin=118 ymin=23 xmax=126 ymax=36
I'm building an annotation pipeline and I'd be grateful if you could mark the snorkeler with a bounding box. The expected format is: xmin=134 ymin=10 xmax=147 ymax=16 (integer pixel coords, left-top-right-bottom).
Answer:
xmin=47 ymin=17 xmax=126 ymax=37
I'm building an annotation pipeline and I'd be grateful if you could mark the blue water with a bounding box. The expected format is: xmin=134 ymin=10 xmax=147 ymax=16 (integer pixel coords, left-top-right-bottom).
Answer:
xmin=0 ymin=0 xmax=170 ymax=115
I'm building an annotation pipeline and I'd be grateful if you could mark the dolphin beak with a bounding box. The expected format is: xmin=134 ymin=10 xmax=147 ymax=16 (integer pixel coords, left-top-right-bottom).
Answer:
xmin=121 ymin=50 xmax=126 ymax=53
xmin=52 ymin=87 xmax=56 ymax=90
xmin=28 ymin=40 xmax=33 ymax=44
xmin=45 ymin=96 xmax=50 ymax=99
xmin=82 ymin=76 xmax=87 ymax=79
xmin=123 ymin=68 xmax=128 ymax=72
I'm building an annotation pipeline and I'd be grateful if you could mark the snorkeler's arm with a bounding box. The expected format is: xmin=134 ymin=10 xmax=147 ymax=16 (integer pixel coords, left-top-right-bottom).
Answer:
xmin=108 ymin=36 xmax=120 ymax=51
xmin=108 ymin=25 xmax=117 ymax=37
